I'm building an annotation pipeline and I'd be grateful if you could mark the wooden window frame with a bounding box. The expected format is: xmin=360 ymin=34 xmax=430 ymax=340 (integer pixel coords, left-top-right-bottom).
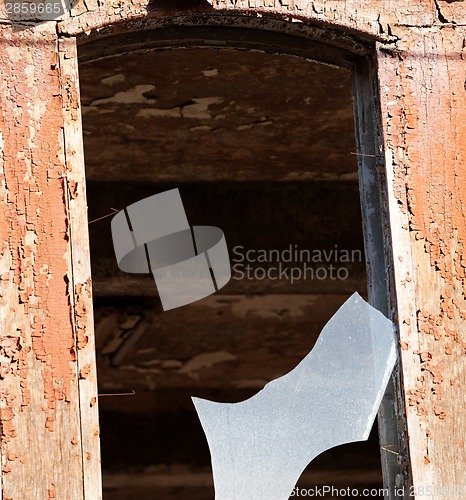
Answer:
xmin=2 ymin=7 xmax=465 ymax=499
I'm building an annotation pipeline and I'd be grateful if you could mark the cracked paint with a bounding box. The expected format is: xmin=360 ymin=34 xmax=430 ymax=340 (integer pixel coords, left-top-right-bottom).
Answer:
xmin=0 ymin=24 xmax=100 ymax=499
xmin=0 ymin=1 xmax=465 ymax=498
xmin=137 ymin=96 xmax=223 ymax=120
xmin=0 ymin=29 xmax=76 ymax=425
xmin=59 ymin=0 xmax=435 ymax=38
xmin=378 ymin=24 xmax=466 ymax=492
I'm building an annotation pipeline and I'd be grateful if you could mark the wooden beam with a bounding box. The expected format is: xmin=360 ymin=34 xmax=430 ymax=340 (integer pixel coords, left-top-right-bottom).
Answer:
xmin=91 ymin=272 xmax=367 ymax=297
xmin=353 ymin=54 xmax=407 ymax=498
xmin=87 ymin=181 xmax=367 ymax=297
xmin=102 ymin=468 xmax=384 ymax=491
xmin=59 ymin=37 xmax=103 ymax=499
xmin=377 ymin=26 xmax=466 ymax=496
xmin=0 ymin=26 xmax=102 ymax=498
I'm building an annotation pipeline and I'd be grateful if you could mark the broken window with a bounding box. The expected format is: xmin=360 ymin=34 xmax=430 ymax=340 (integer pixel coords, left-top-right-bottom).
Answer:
xmin=79 ymin=28 xmax=393 ymax=499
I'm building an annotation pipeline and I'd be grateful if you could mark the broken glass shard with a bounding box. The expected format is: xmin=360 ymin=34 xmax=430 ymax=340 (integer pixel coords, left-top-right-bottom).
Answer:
xmin=192 ymin=292 xmax=397 ymax=500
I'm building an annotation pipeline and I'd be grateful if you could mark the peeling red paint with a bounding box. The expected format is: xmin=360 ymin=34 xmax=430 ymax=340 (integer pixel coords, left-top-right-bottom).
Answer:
xmin=390 ymin=37 xmax=466 ymax=304
xmin=0 ymin=31 xmax=76 ymax=420
xmin=423 ymin=364 xmax=444 ymax=385
xmin=0 ymin=391 xmax=16 ymax=442
xmin=417 ymin=310 xmax=442 ymax=340
xmin=48 ymin=484 xmax=56 ymax=498
xmin=7 ymin=452 xmax=18 ymax=462
xmin=381 ymin=40 xmax=466 ymax=303
xmin=0 ymin=26 xmax=92 ymax=496
xmin=69 ymin=180 xmax=79 ymax=199
xmin=45 ymin=416 xmax=55 ymax=432
xmin=433 ymin=406 xmax=447 ymax=420
xmin=79 ymin=364 xmax=91 ymax=379
xmin=75 ymin=279 xmax=92 ymax=350
xmin=378 ymin=26 xmax=466 ymax=489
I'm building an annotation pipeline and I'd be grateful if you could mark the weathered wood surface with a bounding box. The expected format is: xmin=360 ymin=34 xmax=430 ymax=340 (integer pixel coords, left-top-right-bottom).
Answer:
xmin=353 ymin=57 xmax=407 ymax=498
xmin=0 ymin=25 xmax=101 ymax=500
xmin=59 ymin=0 xmax=436 ymax=40
xmin=1 ymin=1 xmax=465 ymax=499
xmin=59 ymin=37 xmax=103 ymax=499
xmin=378 ymin=25 xmax=466 ymax=496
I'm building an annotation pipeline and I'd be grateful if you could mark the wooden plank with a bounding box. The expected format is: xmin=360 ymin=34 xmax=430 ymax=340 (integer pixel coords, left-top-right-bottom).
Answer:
xmin=86 ymin=181 xmax=367 ymax=297
xmin=59 ymin=37 xmax=103 ymax=499
xmin=377 ymin=26 xmax=466 ymax=496
xmin=94 ymin=294 xmax=352 ymax=392
xmin=0 ymin=23 xmax=84 ymax=499
xmin=0 ymin=25 xmax=102 ymax=500
xmin=91 ymin=272 xmax=367 ymax=297
xmin=353 ymin=56 xmax=410 ymax=498
xmin=102 ymin=468 xmax=384 ymax=489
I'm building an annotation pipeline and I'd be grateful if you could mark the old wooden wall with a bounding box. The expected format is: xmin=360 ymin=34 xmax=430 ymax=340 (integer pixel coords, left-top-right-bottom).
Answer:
xmin=1 ymin=0 xmax=465 ymax=498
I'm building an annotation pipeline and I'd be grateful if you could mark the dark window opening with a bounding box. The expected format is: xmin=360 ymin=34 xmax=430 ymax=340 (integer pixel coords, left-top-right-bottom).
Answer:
xmin=79 ymin=38 xmax=384 ymax=500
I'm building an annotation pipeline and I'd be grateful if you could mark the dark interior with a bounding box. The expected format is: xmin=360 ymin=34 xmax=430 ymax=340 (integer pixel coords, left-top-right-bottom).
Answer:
xmin=79 ymin=36 xmax=383 ymax=499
